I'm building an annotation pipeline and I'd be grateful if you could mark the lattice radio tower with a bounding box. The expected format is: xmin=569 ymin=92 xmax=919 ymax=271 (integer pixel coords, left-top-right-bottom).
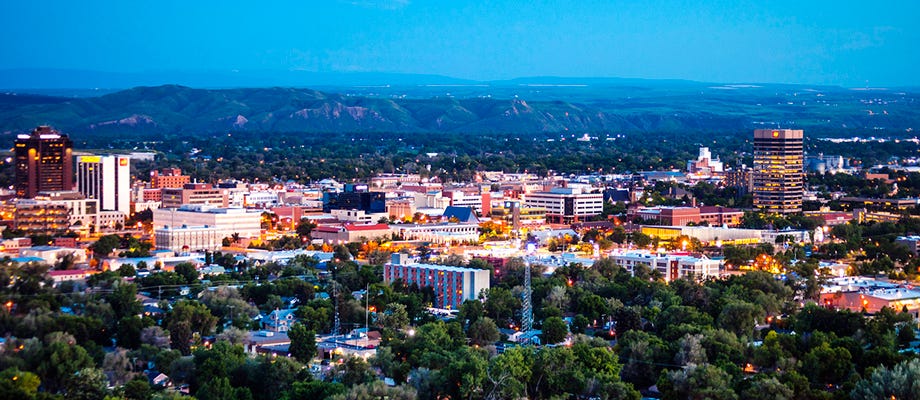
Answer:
xmin=332 ymin=282 xmax=341 ymax=338
xmin=521 ymin=242 xmax=535 ymax=334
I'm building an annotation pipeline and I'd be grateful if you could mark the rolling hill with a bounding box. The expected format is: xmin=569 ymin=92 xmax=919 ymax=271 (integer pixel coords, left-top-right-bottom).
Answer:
xmin=0 ymin=83 xmax=917 ymax=137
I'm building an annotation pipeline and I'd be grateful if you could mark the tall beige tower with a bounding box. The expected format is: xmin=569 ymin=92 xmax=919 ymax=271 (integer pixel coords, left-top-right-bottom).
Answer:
xmin=752 ymin=129 xmax=804 ymax=214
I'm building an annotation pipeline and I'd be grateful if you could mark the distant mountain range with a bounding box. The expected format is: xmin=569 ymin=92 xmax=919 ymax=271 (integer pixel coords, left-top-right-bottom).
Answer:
xmin=0 ymin=85 xmax=631 ymax=135
xmin=0 ymin=70 xmax=917 ymax=136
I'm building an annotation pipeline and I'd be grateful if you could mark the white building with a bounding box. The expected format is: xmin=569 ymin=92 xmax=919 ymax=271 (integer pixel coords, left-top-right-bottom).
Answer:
xmin=523 ymin=187 xmax=603 ymax=223
xmin=331 ymin=209 xmax=388 ymax=223
xmin=152 ymin=205 xmax=262 ymax=239
xmin=411 ymin=191 xmax=451 ymax=209
xmin=394 ymin=223 xmax=480 ymax=244
xmin=687 ymin=147 xmax=724 ymax=176
xmin=154 ymin=225 xmax=225 ymax=252
xmin=608 ymin=250 xmax=721 ymax=282
xmin=244 ymin=191 xmax=281 ymax=208
xmin=76 ymin=155 xmax=131 ymax=215
xmin=444 ymin=190 xmax=483 ymax=213
xmin=19 ymin=246 xmax=88 ymax=266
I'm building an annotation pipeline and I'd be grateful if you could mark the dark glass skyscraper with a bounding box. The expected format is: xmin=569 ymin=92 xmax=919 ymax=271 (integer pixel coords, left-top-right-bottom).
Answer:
xmin=14 ymin=126 xmax=74 ymax=198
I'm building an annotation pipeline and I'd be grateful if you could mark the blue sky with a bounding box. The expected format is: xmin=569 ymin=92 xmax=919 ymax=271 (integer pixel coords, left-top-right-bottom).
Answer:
xmin=1 ymin=0 xmax=917 ymax=86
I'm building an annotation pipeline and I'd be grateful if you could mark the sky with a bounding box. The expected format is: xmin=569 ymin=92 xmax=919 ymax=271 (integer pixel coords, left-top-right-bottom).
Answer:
xmin=1 ymin=0 xmax=917 ymax=87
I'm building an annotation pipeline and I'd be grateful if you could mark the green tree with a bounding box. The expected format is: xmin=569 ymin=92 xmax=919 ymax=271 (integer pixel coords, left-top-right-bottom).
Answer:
xmin=458 ymin=300 xmax=484 ymax=327
xmin=542 ymin=316 xmax=568 ymax=344
xmin=329 ymin=356 xmax=375 ymax=387
xmin=103 ymin=347 xmax=135 ymax=385
xmin=167 ymin=300 xmax=217 ymax=355
xmin=740 ymin=377 xmax=793 ymax=400
xmin=801 ymin=342 xmax=852 ymax=385
xmin=330 ymin=381 xmax=416 ymax=400
xmin=618 ymin=330 xmax=668 ymax=388
xmin=852 ymin=358 xmax=920 ymax=400
xmin=238 ymin=355 xmax=303 ymax=400
xmin=367 ymin=250 xmax=392 ymax=266
xmin=197 ymin=376 xmax=243 ymax=400
xmin=283 ymin=380 xmax=345 ymax=400
xmin=117 ymin=263 xmax=137 ymax=277
xmin=0 ymin=367 xmax=41 ymax=399
xmin=116 ymin=316 xmax=148 ymax=349
xmin=296 ymin=219 xmax=316 ymax=240
xmin=632 ymin=232 xmax=653 ymax=248
xmin=658 ymin=363 xmax=737 ymax=400
xmin=485 ymin=346 xmax=532 ymax=399
xmin=91 ymin=234 xmax=122 ymax=257
xmin=377 ymin=303 xmax=410 ymax=332
xmin=124 ymin=378 xmax=153 ymax=400
xmin=613 ymin=306 xmax=643 ymax=335
xmin=288 ymin=323 xmax=317 ymax=363
xmin=65 ymin=367 xmax=109 ymax=400
xmin=36 ymin=341 xmax=94 ymax=392
xmin=216 ymin=327 xmax=250 ymax=345
xmin=193 ymin=341 xmax=248 ymax=389
xmin=717 ymin=301 xmax=763 ymax=338
xmin=898 ymin=324 xmax=915 ymax=348
xmin=107 ymin=281 xmax=142 ymax=320
xmin=576 ymin=293 xmax=609 ymax=322
xmin=468 ymin=317 xmax=500 ymax=346
xmin=174 ymin=262 xmax=198 ymax=283
xmin=483 ymin=287 xmax=519 ymax=326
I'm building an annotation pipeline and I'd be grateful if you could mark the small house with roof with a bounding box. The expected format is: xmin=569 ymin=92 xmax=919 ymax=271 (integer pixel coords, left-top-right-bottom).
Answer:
xmin=261 ymin=309 xmax=298 ymax=332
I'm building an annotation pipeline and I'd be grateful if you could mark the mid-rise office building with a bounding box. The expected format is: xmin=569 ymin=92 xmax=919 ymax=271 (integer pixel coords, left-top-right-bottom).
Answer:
xmin=12 ymin=199 xmax=71 ymax=235
xmin=150 ymin=168 xmax=190 ymax=189
xmin=14 ymin=126 xmax=74 ymax=198
xmin=634 ymin=206 xmax=743 ymax=227
xmin=161 ymin=183 xmax=229 ymax=208
xmin=76 ymin=155 xmax=130 ymax=215
xmin=725 ymin=169 xmax=753 ymax=195
xmin=523 ymin=187 xmax=603 ymax=223
xmin=323 ymin=190 xmax=387 ymax=213
xmin=31 ymin=191 xmax=125 ymax=234
xmin=753 ymin=129 xmax=804 ymax=214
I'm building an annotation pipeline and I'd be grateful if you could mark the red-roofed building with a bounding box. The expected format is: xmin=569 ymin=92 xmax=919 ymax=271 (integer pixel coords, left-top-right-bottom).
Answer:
xmin=312 ymin=223 xmax=391 ymax=244
xmin=805 ymin=211 xmax=853 ymax=227
xmin=47 ymin=269 xmax=94 ymax=285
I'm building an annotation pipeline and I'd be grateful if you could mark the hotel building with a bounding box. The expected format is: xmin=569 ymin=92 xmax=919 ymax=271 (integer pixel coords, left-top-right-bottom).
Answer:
xmin=76 ymin=155 xmax=131 ymax=215
xmin=14 ymin=126 xmax=74 ymax=198
xmin=384 ymin=254 xmax=490 ymax=309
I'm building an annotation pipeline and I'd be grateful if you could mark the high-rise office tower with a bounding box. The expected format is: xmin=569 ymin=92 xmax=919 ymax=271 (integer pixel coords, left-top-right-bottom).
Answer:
xmin=14 ymin=126 xmax=74 ymax=198
xmin=752 ymin=129 xmax=804 ymax=214
xmin=76 ymin=155 xmax=131 ymax=215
